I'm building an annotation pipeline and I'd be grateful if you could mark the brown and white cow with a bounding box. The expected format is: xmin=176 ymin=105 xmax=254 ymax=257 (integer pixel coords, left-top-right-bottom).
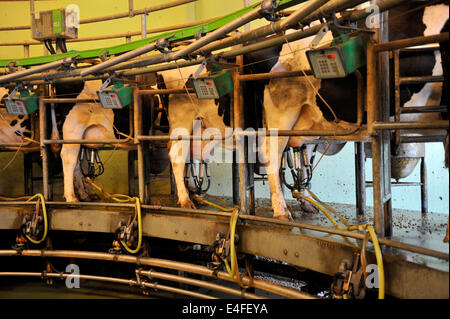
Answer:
xmin=59 ymin=78 xmax=157 ymax=202
xmin=161 ymin=66 xmax=234 ymax=209
xmin=60 ymin=80 xmax=115 ymax=202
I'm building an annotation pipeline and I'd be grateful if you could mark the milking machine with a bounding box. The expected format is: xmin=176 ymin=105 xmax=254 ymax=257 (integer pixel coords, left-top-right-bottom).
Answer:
xmin=79 ymin=146 xmax=105 ymax=180
xmin=184 ymin=160 xmax=211 ymax=195
xmin=280 ymin=145 xmax=317 ymax=192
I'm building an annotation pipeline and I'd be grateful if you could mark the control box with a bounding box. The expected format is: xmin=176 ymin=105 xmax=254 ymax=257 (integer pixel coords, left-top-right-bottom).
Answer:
xmin=306 ymin=36 xmax=365 ymax=79
xmin=192 ymin=69 xmax=233 ymax=99
xmin=31 ymin=8 xmax=78 ymax=41
xmin=97 ymin=83 xmax=133 ymax=109
xmin=2 ymin=90 xmax=38 ymax=115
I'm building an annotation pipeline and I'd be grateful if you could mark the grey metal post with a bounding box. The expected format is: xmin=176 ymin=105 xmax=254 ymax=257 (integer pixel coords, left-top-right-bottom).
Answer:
xmin=39 ymin=98 xmax=50 ymax=200
xmin=233 ymin=68 xmax=247 ymax=214
xmin=355 ymin=142 xmax=366 ymax=216
xmin=368 ymin=4 xmax=392 ymax=237
xmin=420 ymin=156 xmax=428 ymax=215
xmin=134 ymin=91 xmax=145 ymax=203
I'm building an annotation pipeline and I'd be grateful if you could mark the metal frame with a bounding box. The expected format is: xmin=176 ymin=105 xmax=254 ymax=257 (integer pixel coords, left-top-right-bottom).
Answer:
xmin=1 ymin=0 xmax=449 ymax=298
xmin=0 ymin=203 xmax=448 ymax=298
xmin=366 ymin=32 xmax=449 ymax=236
xmin=38 ymin=97 xmax=135 ymax=200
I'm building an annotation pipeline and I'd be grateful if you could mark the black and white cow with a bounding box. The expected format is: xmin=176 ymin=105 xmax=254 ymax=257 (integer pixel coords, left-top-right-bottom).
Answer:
xmin=0 ymin=87 xmax=31 ymax=145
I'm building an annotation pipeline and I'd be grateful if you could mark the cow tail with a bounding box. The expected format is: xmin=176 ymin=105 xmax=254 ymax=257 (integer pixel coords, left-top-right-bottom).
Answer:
xmin=50 ymin=104 xmax=61 ymax=155
xmin=439 ymin=20 xmax=449 ymax=168
xmin=445 ymin=135 xmax=449 ymax=169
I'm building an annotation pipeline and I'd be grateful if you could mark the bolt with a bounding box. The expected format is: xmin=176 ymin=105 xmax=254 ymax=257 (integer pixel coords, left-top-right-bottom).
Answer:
xmin=175 ymin=229 xmax=178 ymax=234
xmin=295 ymin=252 xmax=299 ymax=258
xmin=283 ymin=249 xmax=288 ymax=255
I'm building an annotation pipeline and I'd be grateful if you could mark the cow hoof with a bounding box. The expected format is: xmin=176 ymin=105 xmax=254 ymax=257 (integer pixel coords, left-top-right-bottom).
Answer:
xmin=299 ymin=199 xmax=319 ymax=214
xmin=180 ymin=200 xmax=197 ymax=210
xmin=273 ymin=213 xmax=294 ymax=222
xmin=88 ymin=194 xmax=101 ymax=201
xmin=273 ymin=207 xmax=294 ymax=221
xmin=78 ymin=193 xmax=90 ymax=202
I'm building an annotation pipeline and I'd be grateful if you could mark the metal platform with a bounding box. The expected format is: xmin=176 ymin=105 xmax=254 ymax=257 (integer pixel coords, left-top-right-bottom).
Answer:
xmin=0 ymin=196 xmax=448 ymax=299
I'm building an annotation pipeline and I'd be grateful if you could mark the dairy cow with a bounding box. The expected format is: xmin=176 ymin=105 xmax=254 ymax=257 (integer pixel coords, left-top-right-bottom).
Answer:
xmin=58 ymin=77 xmax=159 ymax=202
xmin=260 ymin=2 xmax=449 ymax=220
xmin=158 ymin=42 xmax=282 ymax=210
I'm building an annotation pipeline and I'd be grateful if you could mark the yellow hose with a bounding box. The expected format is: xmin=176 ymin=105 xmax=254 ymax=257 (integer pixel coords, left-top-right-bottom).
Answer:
xmin=0 ymin=193 xmax=48 ymax=245
xmin=229 ymin=207 xmax=239 ymax=278
xmin=118 ymin=197 xmax=142 ymax=255
xmin=219 ymin=208 xmax=240 ymax=280
xmin=366 ymin=225 xmax=385 ymax=299
xmin=193 ymin=194 xmax=234 ymax=212
xmin=227 ymin=207 xmax=249 ymax=289
xmin=292 ymin=189 xmax=385 ymax=299
xmin=85 ymin=178 xmax=142 ymax=254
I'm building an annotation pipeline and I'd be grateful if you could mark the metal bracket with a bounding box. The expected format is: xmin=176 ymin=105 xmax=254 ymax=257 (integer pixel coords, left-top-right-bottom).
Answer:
xmin=98 ymin=49 xmax=109 ymax=62
xmin=7 ymin=61 xmax=17 ymax=74
xmin=193 ymin=60 xmax=208 ymax=80
xmin=309 ymin=24 xmax=330 ymax=49
xmin=99 ymin=75 xmax=114 ymax=92
xmin=155 ymin=34 xmax=175 ymax=54
xmin=331 ymin=12 xmax=374 ymax=34
xmin=195 ymin=27 xmax=205 ymax=41
xmin=20 ymin=211 xmax=44 ymax=242
xmin=260 ymin=0 xmax=282 ymax=22
xmin=5 ymin=85 xmax=21 ymax=101
xmin=60 ymin=55 xmax=79 ymax=70
xmin=128 ymin=0 xmax=134 ymax=18
xmin=184 ymin=161 xmax=211 ymax=195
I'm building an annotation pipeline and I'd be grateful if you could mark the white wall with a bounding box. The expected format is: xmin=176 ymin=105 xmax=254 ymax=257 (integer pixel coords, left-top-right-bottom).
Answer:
xmin=206 ymin=142 xmax=449 ymax=214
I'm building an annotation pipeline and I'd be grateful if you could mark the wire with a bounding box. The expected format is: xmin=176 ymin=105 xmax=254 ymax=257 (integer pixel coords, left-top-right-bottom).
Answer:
xmin=0 ymin=193 xmax=48 ymax=245
xmin=291 ymin=188 xmax=385 ymax=299
xmin=0 ymin=139 xmax=24 ymax=173
xmin=193 ymin=194 xmax=234 ymax=212
xmin=84 ymin=178 xmax=142 ymax=254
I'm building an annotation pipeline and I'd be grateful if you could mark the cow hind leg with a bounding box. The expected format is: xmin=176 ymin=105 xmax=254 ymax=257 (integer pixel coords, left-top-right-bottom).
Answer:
xmin=73 ymin=161 xmax=90 ymax=201
xmin=261 ymin=134 xmax=294 ymax=221
xmin=61 ymin=144 xmax=81 ymax=202
xmin=169 ymin=139 xmax=197 ymax=209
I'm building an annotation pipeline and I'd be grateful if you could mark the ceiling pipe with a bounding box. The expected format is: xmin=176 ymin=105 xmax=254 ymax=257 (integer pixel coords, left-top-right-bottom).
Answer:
xmin=13 ymin=0 xmax=410 ymax=85
xmin=0 ymin=56 xmax=74 ymax=84
xmin=79 ymin=0 xmax=296 ymax=77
